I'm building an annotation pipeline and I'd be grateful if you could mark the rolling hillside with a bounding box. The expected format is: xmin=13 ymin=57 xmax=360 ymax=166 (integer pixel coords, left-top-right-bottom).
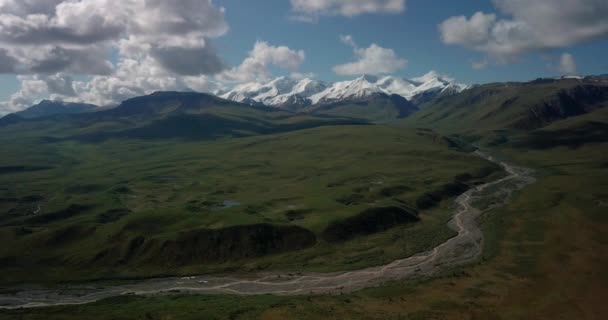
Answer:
xmin=0 ymin=91 xmax=365 ymax=142
xmin=409 ymin=77 xmax=608 ymax=137
xmin=305 ymin=92 xmax=419 ymax=123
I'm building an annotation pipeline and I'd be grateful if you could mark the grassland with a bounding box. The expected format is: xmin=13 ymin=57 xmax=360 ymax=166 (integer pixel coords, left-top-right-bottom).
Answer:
xmin=3 ymin=115 xmax=605 ymax=319
xmin=0 ymin=124 xmax=500 ymax=285
xmin=2 ymin=85 xmax=606 ymax=319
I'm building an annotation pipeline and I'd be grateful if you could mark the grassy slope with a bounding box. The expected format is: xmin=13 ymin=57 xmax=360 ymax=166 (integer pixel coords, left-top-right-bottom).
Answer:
xmin=0 ymin=124 xmax=499 ymax=284
xmin=306 ymin=94 xmax=418 ymax=123
xmin=408 ymin=78 xmax=608 ymax=139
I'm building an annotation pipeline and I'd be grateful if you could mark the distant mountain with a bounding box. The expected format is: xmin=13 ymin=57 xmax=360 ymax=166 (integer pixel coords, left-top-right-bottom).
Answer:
xmin=305 ymin=92 xmax=419 ymax=123
xmin=309 ymin=75 xmax=390 ymax=104
xmin=104 ymin=91 xmax=249 ymax=118
xmin=0 ymin=113 xmax=22 ymax=126
xmin=220 ymin=77 xmax=329 ymax=109
xmin=220 ymin=72 xmax=469 ymax=110
xmin=14 ymin=100 xmax=98 ymax=119
xmin=0 ymin=91 xmax=365 ymax=142
xmin=410 ymin=76 xmax=608 ymax=137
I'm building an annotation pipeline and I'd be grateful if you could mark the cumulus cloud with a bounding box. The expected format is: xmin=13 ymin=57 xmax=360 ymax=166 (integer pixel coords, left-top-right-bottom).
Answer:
xmin=333 ymin=35 xmax=406 ymax=75
xmin=558 ymin=53 xmax=577 ymax=75
xmin=150 ymin=45 xmax=225 ymax=76
xmin=439 ymin=0 xmax=608 ymax=61
xmin=0 ymin=0 xmax=228 ymax=75
xmin=0 ymin=75 xmax=49 ymax=113
xmin=23 ymin=45 xmax=114 ymax=75
xmin=219 ymin=41 xmax=306 ymax=82
xmin=440 ymin=12 xmax=498 ymax=48
xmin=291 ymin=0 xmax=405 ymax=20
xmin=43 ymin=74 xmax=77 ymax=97
xmin=0 ymin=0 xmax=230 ymax=114
xmin=0 ymin=58 xmax=225 ymax=113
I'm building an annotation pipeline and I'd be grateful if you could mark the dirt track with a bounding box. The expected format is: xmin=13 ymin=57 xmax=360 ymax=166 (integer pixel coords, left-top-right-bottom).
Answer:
xmin=0 ymin=151 xmax=535 ymax=309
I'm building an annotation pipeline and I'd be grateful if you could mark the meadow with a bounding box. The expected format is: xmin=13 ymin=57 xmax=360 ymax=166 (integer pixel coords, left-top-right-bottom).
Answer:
xmin=0 ymin=124 xmax=500 ymax=284
xmin=3 ymin=133 xmax=605 ymax=319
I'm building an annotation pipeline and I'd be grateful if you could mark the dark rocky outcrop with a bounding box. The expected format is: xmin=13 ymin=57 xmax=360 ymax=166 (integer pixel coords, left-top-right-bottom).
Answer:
xmin=515 ymin=85 xmax=608 ymax=130
xmin=415 ymin=181 xmax=469 ymax=209
xmin=152 ymin=224 xmax=316 ymax=265
xmin=416 ymin=165 xmax=501 ymax=210
xmin=322 ymin=206 xmax=419 ymax=243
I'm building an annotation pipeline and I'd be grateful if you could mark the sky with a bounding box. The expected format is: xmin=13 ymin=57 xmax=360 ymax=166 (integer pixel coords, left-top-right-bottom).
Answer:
xmin=0 ymin=0 xmax=607 ymax=115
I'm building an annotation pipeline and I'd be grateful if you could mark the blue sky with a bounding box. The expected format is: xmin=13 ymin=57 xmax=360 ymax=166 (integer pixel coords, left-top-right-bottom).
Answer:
xmin=214 ymin=0 xmax=607 ymax=84
xmin=0 ymin=0 xmax=607 ymax=112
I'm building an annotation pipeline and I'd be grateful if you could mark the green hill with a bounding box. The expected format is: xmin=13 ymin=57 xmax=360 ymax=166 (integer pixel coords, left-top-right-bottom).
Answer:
xmin=409 ymin=77 xmax=608 ymax=137
xmin=0 ymin=91 xmax=365 ymax=142
xmin=306 ymin=93 xmax=419 ymax=123
xmin=14 ymin=100 xmax=98 ymax=119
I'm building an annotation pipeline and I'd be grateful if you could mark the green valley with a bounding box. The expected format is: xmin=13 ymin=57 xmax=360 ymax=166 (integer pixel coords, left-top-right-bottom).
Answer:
xmin=1 ymin=77 xmax=607 ymax=320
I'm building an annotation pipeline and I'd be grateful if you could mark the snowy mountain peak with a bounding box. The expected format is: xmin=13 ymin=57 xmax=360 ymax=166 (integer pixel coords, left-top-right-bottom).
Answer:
xmin=220 ymin=72 xmax=469 ymax=108
xmin=309 ymin=77 xmax=384 ymax=104
xmin=412 ymin=71 xmax=451 ymax=84
xmin=220 ymin=77 xmax=328 ymax=107
xmin=355 ymin=74 xmax=379 ymax=83
xmin=292 ymin=78 xmax=328 ymax=94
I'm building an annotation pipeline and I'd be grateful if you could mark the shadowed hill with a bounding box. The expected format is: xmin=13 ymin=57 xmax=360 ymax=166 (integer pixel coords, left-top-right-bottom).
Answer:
xmin=102 ymin=91 xmax=249 ymax=117
xmin=306 ymin=93 xmax=419 ymax=123
xmin=0 ymin=91 xmax=367 ymax=142
xmin=410 ymin=77 xmax=608 ymax=135
xmin=14 ymin=100 xmax=98 ymax=119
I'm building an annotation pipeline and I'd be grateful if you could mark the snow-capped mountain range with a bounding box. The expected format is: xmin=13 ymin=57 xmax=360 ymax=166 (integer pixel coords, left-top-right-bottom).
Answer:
xmin=220 ymin=72 xmax=469 ymax=108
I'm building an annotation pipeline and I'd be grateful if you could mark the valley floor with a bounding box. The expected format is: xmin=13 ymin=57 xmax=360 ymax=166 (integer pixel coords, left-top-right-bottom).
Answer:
xmin=1 ymin=139 xmax=606 ymax=319
xmin=0 ymin=152 xmax=533 ymax=308
xmin=0 ymin=125 xmax=502 ymax=285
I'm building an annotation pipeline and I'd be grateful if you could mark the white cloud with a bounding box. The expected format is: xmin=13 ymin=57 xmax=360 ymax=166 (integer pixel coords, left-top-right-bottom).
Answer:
xmin=219 ymin=41 xmax=306 ymax=83
xmin=43 ymin=73 xmax=77 ymax=97
xmin=0 ymin=59 xmax=225 ymax=114
xmin=558 ymin=53 xmax=577 ymax=75
xmin=0 ymin=75 xmax=48 ymax=113
xmin=0 ymin=0 xmax=229 ymax=114
xmin=439 ymin=0 xmax=608 ymax=61
xmin=291 ymin=0 xmax=405 ymax=20
xmin=289 ymin=72 xmax=316 ymax=80
xmin=440 ymin=12 xmax=497 ymax=48
xmin=333 ymin=35 xmax=406 ymax=75
xmin=0 ymin=38 xmax=306 ymax=114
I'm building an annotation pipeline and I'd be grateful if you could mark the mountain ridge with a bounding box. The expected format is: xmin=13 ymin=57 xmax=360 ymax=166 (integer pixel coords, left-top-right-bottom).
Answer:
xmin=3 ymin=75 xmax=608 ymax=127
xmin=409 ymin=75 xmax=608 ymax=137
xmin=220 ymin=72 xmax=469 ymax=110
xmin=14 ymin=100 xmax=98 ymax=119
